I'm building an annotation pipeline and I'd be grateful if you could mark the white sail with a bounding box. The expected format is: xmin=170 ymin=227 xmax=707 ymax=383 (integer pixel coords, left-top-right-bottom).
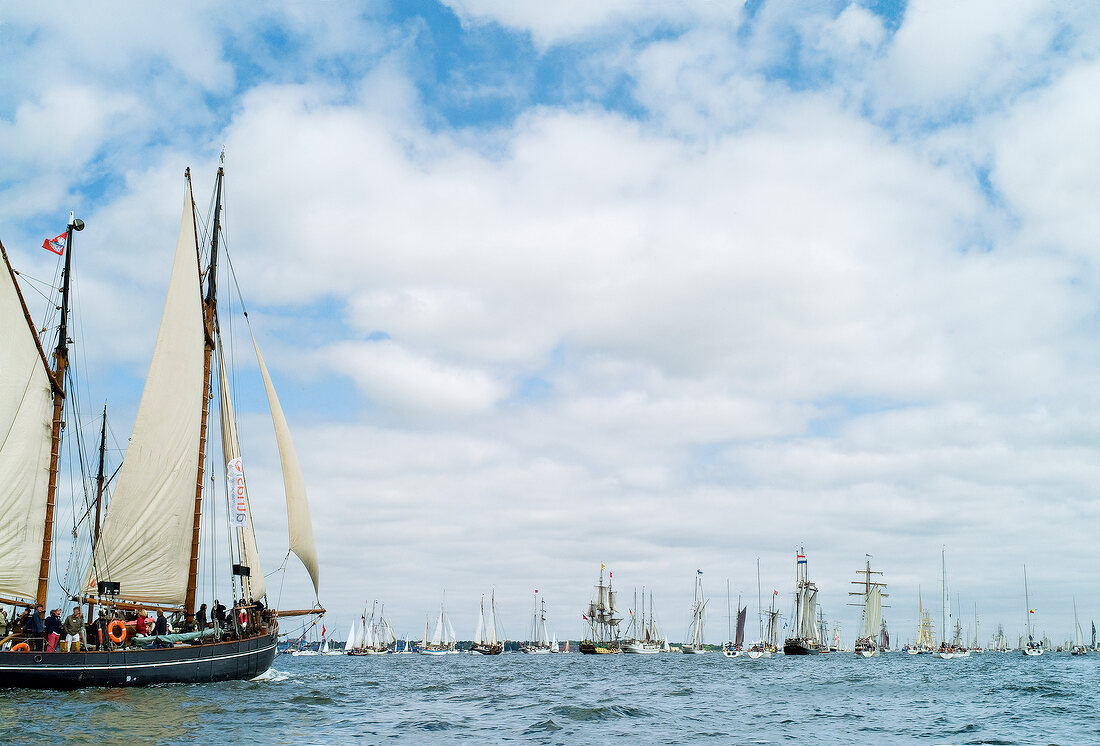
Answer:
xmin=863 ymin=586 xmax=882 ymax=640
xmin=473 ymin=598 xmax=485 ymax=645
xmin=802 ymin=589 xmax=818 ymax=641
xmin=431 ymin=610 xmax=444 ymax=645
xmin=446 ymin=617 xmax=457 ymax=644
xmin=489 ymin=594 xmax=499 ymax=645
xmin=251 ymin=332 xmax=320 ymax=596
xmin=216 ymin=342 xmax=265 ymax=600
xmin=344 ymin=621 xmax=356 ymax=652
xmin=0 ymin=250 xmax=54 ymax=600
xmin=89 ymin=189 xmax=205 ymax=604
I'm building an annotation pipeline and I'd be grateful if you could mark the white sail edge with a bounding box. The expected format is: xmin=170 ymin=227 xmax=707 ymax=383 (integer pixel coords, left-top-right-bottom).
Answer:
xmin=249 ymin=328 xmax=320 ymax=597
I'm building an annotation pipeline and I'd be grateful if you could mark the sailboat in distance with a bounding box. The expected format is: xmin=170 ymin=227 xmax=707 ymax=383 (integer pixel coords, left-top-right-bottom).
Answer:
xmin=849 ymin=556 xmax=887 ymax=658
xmin=1021 ymin=565 xmax=1043 ymax=656
xmin=521 ymin=590 xmax=553 ymax=654
xmin=470 ymin=592 xmax=505 ymax=655
xmin=783 ymin=548 xmax=822 ymax=655
xmin=0 ymin=166 xmax=321 ymax=688
xmin=1071 ymin=598 xmax=1087 ymax=655
xmin=682 ymin=570 xmax=708 ymax=654
xmin=580 ymin=565 xmax=622 ymax=654
xmin=420 ymin=595 xmax=459 ymax=655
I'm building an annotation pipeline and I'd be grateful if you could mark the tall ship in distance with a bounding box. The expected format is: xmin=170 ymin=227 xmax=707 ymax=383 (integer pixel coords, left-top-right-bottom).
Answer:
xmin=682 ymin=571 xmax=708 ymax=654
xmin=520 ymin=590 xmax=554 ymax=654
xmin=849 ymin=557 xmax=887 ymax=657
xmin=0 ymin=163 xmax=322 ymax=687
xmin=783 ymin=548 xmax=822 ymax=655
xmin=579 ymin=565 xmax=621 ymax=654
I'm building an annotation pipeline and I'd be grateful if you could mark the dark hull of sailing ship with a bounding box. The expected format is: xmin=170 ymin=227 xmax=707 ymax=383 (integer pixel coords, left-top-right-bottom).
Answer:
xmin=469 ymin=642 xmax=504 ymax=655
xmin=578 ymin=641 xmax=620 ymax=655
xmin=782 ymin=638 xmax=821 ymax=655
xmin=0 ymin=629 xmax=277 ymax=689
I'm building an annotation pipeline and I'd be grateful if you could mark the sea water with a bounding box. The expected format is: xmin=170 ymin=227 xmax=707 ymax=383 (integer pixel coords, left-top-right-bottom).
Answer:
xmin=1 ymin=652 xmax=1097 ymax=744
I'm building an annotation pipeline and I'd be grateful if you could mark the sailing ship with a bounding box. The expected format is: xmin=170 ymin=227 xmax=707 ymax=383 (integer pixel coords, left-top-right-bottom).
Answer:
xmin=745 ymin=559 xmax=773 ymax=658
xmin=934 ymin=548 xmax=968 ymax=658
xmin=0 ymin=166 xmax=321 ymax=688
xmin=990 ymin=624 xmax=1009 ymax=652
xmin=849 ymin=557 xmax=886 ymax=657
xmin=969 ymin=604 xmax=983 ymax=653
xmin=783 ymin=548 xmax=821 ymax=655
xmin=722 ymin=592 xmax=747 ymax=659
xmin=469 ymin=592 xmax=504 ymax=655
xmin=682 ymin=571 xmax=707 ymax=654
xmin=579 ymin=565 xmax=621 ymax=654
xmin=1071 ymin=598 xmax=1087 ymax=655
xmin=1021 ymin=565 xmax=1043 ymax=656
xmin=347 ymin=602 xmax=395 ymax=655
xmin=907 ymin=588 xmax=936 ymax=654
xmin=520 ymin=591 xmax=553 ymax=654
xmin=622 ymin=588 xmax=665 ymax=654
xmin=420 ymin=597 xmax=459 ymax=655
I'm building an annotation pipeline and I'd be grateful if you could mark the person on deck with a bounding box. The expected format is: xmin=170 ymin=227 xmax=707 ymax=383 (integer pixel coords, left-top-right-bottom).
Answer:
xmin=135 ymin=610 xmax=149 ymax=637
xmin=213 ymin=600 xmax=227 ymax=628
xmin=0 ymin=607 xmax=8 ymax=637
xmin=153 ymin=611 xmax=168 ymax=648
xmin=63 ymin=607 xmax=83 ymax=652
xmin=28 ymin=605 xmax=46 ymax=651
xmin=44 ymin=608 xmax=63 ymax=652
xmin=196 ymin=603 xmax=208 ymax=631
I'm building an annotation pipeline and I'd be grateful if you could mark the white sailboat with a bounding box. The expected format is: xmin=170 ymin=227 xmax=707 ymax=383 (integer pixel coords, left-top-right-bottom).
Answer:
xmin=850 ymin=557 xmax=886 ymax=658
xmin=622 ymin=588 xmax=665 ymax=654
xmin=934 ymin=548 xmax=969 ymax=659
xmin=745 ymin=559 xmax=773 ymax=659
xmin=682 ymin=571 xmax=707 ymax=654
xmin=907 ymin=587 xmax=935 ymax=654
xmin=470 ymin=592 xmax=505 ymax=655
xmin=1022 ymin=565 xmax=1043 ymax=656
xmin=420 ymin=596 xmax=459 ymax=655
xmin=1071 ymin=598 xmax=1087 ymax=655
xmin=521 ymin=591 xmax=554 ymax=654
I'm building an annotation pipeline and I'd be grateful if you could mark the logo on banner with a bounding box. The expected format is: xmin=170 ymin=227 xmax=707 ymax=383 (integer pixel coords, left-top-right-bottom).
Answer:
xmin=227 ymin=457 xmax=247 ymax=525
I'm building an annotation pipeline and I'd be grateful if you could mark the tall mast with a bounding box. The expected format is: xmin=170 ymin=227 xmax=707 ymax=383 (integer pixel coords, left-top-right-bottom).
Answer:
xmin=941 ymin=546 xmax=946 ymax=646
xmin=87 ymin=404 xmax=108 ymax=620
xmin=37 ymin=211 xmax=83 ymax=608
xmin=1023 ymin=564 xmax=1031 ymax=640
xmin=184 ymin=164 xmax=223 ymax=620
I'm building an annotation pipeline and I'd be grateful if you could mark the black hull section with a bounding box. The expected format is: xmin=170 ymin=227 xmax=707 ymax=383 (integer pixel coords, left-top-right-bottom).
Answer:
xmin=0 ymin=631 xmax=277 ymax=689
xmin=783 ymin=639 xmax=821 ymax=656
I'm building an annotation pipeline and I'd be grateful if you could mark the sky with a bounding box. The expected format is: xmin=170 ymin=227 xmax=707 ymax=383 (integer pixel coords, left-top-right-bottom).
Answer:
xmin=3 ymin=0 xmax=1100 ymax=647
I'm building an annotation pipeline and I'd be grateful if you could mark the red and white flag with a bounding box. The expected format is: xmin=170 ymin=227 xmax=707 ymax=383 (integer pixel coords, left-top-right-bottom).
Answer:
xmin=42 ymin=232 xmax=66 ymax=255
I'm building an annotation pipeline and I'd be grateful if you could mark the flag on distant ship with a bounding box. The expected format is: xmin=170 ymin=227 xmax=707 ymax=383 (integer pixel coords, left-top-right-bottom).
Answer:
xmin=1029 ymin=608 xmax=1036 ymax=614
xmin=697 ymin=569 xmax=703 ymax=575
xmin=42 ymin=232 xmax=66 ymax=255
xmin=797 ymin=553 xmax=807 ymax=564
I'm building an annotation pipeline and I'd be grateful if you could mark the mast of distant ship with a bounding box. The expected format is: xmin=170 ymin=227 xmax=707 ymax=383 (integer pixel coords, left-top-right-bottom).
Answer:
xmin=37 ymin=212 xmax=83 ymax=608
xmin=87 ymin=404 xmax=108 ymax=620
xmin=184 ymin=162 xmax=223 ymax=621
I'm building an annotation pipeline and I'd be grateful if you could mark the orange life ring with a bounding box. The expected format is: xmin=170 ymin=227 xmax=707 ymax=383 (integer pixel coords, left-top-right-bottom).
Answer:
xmin=11 ymin=642 xmax=30 ymax=652
xmin=238 ymin=609 xmax=248 ymax=626
xmin=108 ymin=619 xmax=127 ymax=643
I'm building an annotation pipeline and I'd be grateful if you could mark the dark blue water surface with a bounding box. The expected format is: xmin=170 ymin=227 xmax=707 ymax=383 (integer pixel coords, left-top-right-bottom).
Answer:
xmin=2 ymin=651 xmax=1097 ymax=744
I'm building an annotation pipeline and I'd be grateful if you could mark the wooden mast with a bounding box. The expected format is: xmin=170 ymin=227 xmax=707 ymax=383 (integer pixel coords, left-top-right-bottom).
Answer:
xmin=87 ymin=404 xmax=108 ymax=620
xmin=184 ymin=164 xmax=223 ymax=621
xmin=36 ymin=214 xmax=80 ymax=608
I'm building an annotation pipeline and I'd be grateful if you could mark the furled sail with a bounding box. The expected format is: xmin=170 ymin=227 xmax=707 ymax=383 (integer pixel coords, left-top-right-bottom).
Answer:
xmin=251 ymin=332 xmax=319 ymax=596
xmin=217 ymin=342 xmax=265 ymax=600
xmin=802 ymin=589 xmax=818 ymax=641
xmin=89 ymin=189 xmax=205 ymax=604
xmin=0 ymin=249 xmax=54 ymax=600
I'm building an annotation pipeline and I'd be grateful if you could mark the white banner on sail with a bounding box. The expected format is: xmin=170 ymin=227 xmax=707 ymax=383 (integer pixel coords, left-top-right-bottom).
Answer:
xmin=227 ymin=457 xmax=247 ymax=525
